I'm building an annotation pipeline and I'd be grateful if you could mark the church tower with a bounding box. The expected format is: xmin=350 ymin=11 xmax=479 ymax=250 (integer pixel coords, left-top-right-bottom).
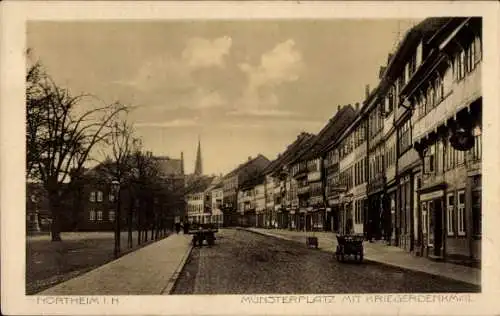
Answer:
xmin=194 ymin=136 xmax=203 ymax=176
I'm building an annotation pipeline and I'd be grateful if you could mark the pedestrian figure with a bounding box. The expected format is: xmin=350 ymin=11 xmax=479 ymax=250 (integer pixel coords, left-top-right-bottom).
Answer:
xmin=175 ymin=222 xmax=181 ymax=234
xmin=183 ymin=222 xmax=190 ymax=234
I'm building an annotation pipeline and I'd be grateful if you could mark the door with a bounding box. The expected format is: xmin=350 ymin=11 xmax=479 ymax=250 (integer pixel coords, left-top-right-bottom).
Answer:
xmin=433 ymin=198 xmax=444 ymax=257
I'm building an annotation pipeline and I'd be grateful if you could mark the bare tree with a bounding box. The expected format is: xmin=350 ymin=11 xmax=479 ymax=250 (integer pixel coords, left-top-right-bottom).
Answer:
xmin=128 ymin=146 xmax=164 ymax=245
xmin=26 ymin=57 xmax=127 ymax=241
xmin=102 ymin=118 xmax=136 ymax=254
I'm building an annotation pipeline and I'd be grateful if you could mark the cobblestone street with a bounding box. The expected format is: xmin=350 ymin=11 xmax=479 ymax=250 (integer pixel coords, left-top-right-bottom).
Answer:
xmin=172 ymin=229 xmax=480 ymax=294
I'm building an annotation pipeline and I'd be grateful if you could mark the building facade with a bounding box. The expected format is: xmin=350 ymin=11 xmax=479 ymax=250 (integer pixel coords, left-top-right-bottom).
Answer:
xmin=410 ymin=17 xmax=482 ymax=263
xmin=210 ymin=185 xmax=224 ymax=227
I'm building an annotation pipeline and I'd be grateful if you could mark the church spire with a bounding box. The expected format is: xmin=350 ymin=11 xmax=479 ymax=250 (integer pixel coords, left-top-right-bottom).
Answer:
xmin=194 ymin=135 xmax=203 ymax=176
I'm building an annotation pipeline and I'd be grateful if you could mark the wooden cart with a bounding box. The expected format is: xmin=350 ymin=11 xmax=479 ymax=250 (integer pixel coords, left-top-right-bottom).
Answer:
xmin=335 ymin=234 xmax=364 ymax=262
xmin=188 ymin=223 xmax=218 ymax=247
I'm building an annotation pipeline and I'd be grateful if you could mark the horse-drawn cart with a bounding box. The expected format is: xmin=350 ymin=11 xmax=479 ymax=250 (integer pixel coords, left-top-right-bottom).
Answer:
xmin=188 ymin=223 xmax=218 ymax=247
xmin=335 ymin=234 xmax=364 ymax=262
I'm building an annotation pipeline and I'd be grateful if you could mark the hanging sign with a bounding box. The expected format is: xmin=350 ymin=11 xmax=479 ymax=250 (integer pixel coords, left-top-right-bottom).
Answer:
xmin=450 ymin=127 xmax=474 ymax=151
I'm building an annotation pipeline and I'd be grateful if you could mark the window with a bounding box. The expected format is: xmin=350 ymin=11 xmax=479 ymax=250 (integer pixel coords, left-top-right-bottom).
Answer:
xmin=398 ymin=120 xmax=412 ymax=154
xmin=97 ymin=210 xmax=103 ymax=221
xmin=469 ymin=126 xmax=482 ymax=162
xmin=455 ymin=49 xmax=466 ymax=81
xmin=473 ymin=36 xmax=482 ymax=65
xmin=89 ymin=191 xmax=96 ymax=202
xmin=455 ymin=148 xmax=465 ymax=165
xmin=398 ymin=74 xmax=405 ymax=95
xmin=409 ymin=53 xmax=417 ymax=78
xmin=355 ymin=200 xmax=364 ymax=224
xmin=428 ymin=86 xmax=435 ymax=110
xmin=89 ymin=209 xmax=96 ymax=221
xmin=446 ymin=142 xmax=454 ymax=170
xmin=109 ymin=193 xmax=115 ymax=202
xmin=447 ymin=193 xmax=455 ymax=236
xmin=387 ymin=87 xmax=395 ymax=114
xmin=435 ymin=76 xmax=444 ymax=103
xmin=97 ymin=191 xmax=103 ymax=202
xmin=424 ymin=144 xmax=435 ymax=174
xmin=472 ymin=189 xmax=482 ymax=236
xmin=457 ymin=191 xmax=466 ymax=236
xmin=109 ymin=210 xmax=115 ymax=222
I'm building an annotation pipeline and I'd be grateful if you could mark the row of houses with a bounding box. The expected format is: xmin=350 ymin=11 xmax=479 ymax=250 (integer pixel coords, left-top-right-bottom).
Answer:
xmin=193 ymin=17 xmax=482 ymax=265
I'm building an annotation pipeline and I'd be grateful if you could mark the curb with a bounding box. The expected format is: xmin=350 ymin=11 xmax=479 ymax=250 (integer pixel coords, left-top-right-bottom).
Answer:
xmin=241 ymin=228 xmax=480 ymax=287
xmin=161 ymin=240 xmax=194 ymax=295
xmin=359 ymin=258 xmax=481 ymax=287
xmin=237 ymin=227 xmax=295 ymax=241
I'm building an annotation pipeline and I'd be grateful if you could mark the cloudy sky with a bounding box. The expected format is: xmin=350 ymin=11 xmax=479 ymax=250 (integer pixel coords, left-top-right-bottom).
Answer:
xmin=27 ymin=19 xmax=419 ymax=175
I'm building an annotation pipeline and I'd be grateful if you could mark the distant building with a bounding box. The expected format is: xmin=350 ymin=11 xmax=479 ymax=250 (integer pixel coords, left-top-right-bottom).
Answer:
xmin=70 ymin=153 xmax=184 ymax=231
xmin=222 ymin=155 xmax=271 ymax=226
xmin=209 ymin=180 xmax=224 ymax=227
xmin=185 ymin=175 xmax=215 ymax=224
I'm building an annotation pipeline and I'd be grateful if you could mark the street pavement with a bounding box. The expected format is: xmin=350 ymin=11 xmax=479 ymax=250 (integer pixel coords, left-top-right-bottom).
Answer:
xmin=244 ymin=228 xmax=481 ymax=286
xmin=172 ymin=229 xmax=480 ymax=294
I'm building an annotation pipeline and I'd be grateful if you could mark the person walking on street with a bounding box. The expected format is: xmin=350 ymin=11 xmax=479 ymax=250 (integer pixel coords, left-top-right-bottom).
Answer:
xmin=175 ymin=222 xmax=181 ymax=234
xmin=183 ymin=221 xmax=190 ymax=234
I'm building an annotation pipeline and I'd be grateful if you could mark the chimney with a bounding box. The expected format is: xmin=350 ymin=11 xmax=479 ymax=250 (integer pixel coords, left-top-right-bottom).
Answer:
xmin=248 ymin=156 xmax=252 ymax=161
xmin=337 ymin=105 xmax=342 ymax=112
xmin=379 ymin=66 xmax=386 ymax=79
xmin=365 ymin=85 xmax=370 ymax=100
xmin=355 ymin=102 xmax=360 ymax=111
xmin=180 ymin=152 xmax=184 ymax=175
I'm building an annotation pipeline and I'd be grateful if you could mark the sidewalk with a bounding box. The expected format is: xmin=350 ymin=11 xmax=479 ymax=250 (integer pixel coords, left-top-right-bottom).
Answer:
xmin=244 ymin=228 xmax=481 ymax=286
xmin=37 ymin=233 xmax=193 ymax=295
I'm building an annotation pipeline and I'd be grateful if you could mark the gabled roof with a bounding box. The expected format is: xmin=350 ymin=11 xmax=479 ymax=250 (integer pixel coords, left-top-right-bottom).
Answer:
xmin=185 ymin=175 xmax=216 ymax=194
xmin=154 ymin=156 xmax=183 ymax=177
xmin=303 ymin=105 xmax=358 ymax=160
xmin=289 ymin=104 xmax=357 ymax=163
xmin=263 ymin=132 xmax=316 ymax=175
xmin=224 ymin=154 xmax=270 ymax=179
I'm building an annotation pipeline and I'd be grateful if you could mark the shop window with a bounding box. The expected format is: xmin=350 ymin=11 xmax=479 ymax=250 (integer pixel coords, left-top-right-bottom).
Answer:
xmin=447 ymin=193 xmax=455 ymax=236
xmin=472 ymin=190 xmax=482 ymax=236
xmin=428 ymin=201 xmax=435 ymax=246
xmin=108 ymin=210 xmax=115 ymax=222
xmin=89 ymin=209 xmax=96 ymax=221
xmin=457 ymin=191 xmax=466 ymax=236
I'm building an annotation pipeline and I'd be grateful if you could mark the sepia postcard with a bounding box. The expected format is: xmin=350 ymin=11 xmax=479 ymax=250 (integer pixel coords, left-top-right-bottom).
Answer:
xmin=1 ymin=1 xmax=500 ymax=315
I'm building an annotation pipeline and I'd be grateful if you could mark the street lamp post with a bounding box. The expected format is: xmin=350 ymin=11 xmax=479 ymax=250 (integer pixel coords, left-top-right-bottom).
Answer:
xmin=111 ymin=179 xmax=121 ymax=259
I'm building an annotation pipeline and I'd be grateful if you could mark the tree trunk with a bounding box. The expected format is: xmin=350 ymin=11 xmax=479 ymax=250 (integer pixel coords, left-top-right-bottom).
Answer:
xmin=137 ymin=206 xmax=142 ymax=245
xmin=127 ymin=198 xmax=133 ymax=249
xmin=49 ymin=190 xmax=62 ymax=241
